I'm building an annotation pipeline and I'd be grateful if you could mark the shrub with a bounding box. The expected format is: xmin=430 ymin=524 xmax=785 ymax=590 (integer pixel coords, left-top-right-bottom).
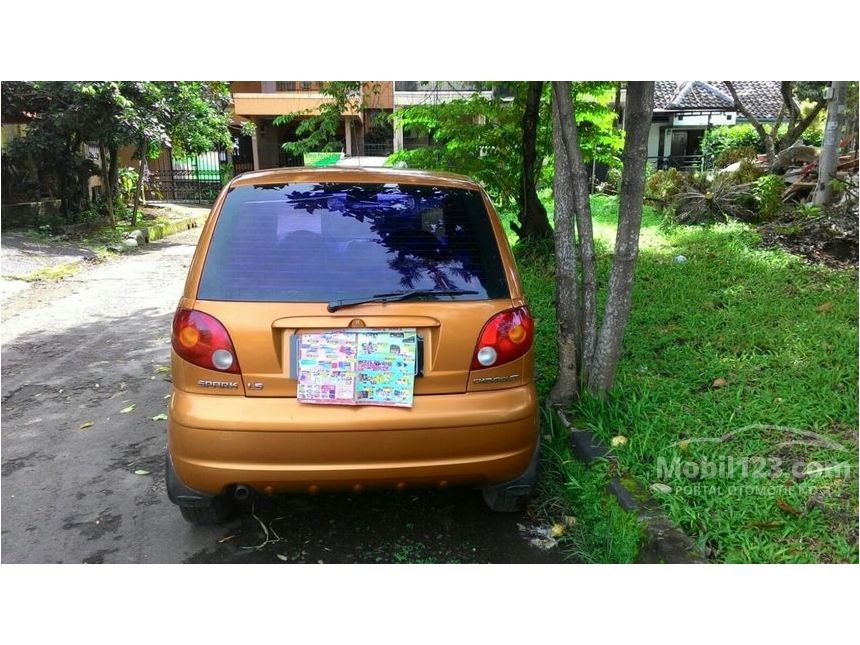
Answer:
xmin=674 ymin=173 xmax=755 ymax=224
xmin=602 ymin=166 xmax=622 ymax=195
xmin=731 ymin=159 xmax=766 ymax=185
xmin=117 ymin=167 xmax=139 ymax=204
xmin=703 ymin=124 xmax=825 ymax=168
xmin=702 ymin=125 xmax=762 ymax=165
xmin=794 ymin=202 xmax=822 ymax=218
xmin=645 ymin=168 xmax=686 ymax=209
xmin=753 ymin=174 xmax=784 ymax=220
xmin=713 ymin=146 xmax=758 ymax=170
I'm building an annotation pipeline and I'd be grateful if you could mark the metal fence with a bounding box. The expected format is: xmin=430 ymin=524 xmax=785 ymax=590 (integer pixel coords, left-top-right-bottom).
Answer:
xmin=362 ymin=142 xmax=394 ymax=156
xmin=278 ymin=151 xmax=304 ymax=168
xmin=648 ymin=155 xmax=707 ymax=172
xmin=147 ymin=168 xmax=223 ymax=202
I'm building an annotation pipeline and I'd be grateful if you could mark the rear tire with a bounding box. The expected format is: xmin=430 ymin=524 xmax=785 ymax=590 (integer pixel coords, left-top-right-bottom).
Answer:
xmin=178 ymin=498 xmax=234 ymax=525
xmin=482 ymin=485 xmax=531 ymax=512
xmin=166 ymin=452 xmax=234 ymax=525
xmin=481 ymin=440 xmax=540 ymax=513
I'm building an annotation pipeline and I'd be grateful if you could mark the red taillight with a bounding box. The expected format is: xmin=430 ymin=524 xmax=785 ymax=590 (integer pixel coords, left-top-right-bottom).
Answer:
xmin=471 ymin=306 xmax=534 ymax=370
xmin=171 ymin=308 xmax=240 ymax=374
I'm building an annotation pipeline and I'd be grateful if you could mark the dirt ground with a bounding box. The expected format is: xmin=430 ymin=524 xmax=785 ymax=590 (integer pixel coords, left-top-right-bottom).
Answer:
xmin=758 ymin=206 xmax=859 ymax=269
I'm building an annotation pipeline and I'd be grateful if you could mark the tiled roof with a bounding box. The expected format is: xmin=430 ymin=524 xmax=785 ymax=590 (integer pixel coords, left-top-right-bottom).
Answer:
xmin=654 ymin=81 xmax=784 ymax=120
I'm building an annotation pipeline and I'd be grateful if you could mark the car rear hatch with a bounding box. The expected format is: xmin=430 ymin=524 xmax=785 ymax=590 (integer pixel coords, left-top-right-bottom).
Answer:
xmin=192 ymin=181 xmax=515 ymax=397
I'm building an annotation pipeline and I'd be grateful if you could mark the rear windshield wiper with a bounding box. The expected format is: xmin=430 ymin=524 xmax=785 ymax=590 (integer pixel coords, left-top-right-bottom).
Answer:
xmin=327 ymin=289 xmax=479 ymax=312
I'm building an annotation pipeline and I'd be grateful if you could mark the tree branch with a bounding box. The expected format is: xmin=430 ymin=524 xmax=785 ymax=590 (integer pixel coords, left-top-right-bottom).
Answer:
xmin=725 ymin=81 xmax=775 ymax=167
xmin=780 ymin=99 xmax=827 ymax=150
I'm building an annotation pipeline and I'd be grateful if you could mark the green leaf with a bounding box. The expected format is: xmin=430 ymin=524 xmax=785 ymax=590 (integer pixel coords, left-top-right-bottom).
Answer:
xmin=120 ymin=404 xmax=136 ymax=414
xmin=152 ymin=413 xmax=168 ymax=421
xmin=134 ymin=469 xmax=150 ymax=476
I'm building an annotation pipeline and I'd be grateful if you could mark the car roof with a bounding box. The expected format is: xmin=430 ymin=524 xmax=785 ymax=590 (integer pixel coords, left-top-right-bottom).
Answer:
xmin=229 ymin=166 xmax=482 ymax=190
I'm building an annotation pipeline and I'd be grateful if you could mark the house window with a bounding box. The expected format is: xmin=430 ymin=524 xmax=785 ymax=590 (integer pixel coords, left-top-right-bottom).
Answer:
xmin=276 ymin=81 xmax=296 ymax=92
xmin=302 ymin=81 xmax=311 ymax=91
xmin=84 ymin=142 xmax=100 ymax=162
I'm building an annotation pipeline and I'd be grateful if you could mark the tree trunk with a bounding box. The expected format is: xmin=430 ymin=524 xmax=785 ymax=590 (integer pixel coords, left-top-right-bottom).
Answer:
xmin=108 ymin=144 xmax=119 ymax=209
xmin=814 ymin=81 xmax=846 ymax=206
xmin=588 ymin=82 xmax=655 ymax=396
xmin=515 ymin=81 xmax=553 ymax=240
xmin=131 ymin=139 xmax=147 ymax=227
xmin=98 ymin=140 xmax=116 ymax=227
xmin=548 ymin=94 xmax=581 ymax=405
xmin=552 ymin=81 xmax=598 ymax=379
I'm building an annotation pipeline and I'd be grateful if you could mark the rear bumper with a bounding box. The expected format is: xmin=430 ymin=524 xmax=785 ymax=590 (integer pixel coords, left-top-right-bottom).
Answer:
xmin=167 ymin=385 xmax=539 ymax=494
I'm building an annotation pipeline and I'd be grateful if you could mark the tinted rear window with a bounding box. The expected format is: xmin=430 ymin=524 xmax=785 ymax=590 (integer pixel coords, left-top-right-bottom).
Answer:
xmin=197 ymin=182 xmax=509 ymax=302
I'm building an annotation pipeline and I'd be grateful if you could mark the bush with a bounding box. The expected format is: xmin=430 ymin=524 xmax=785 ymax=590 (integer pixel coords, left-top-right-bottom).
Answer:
xmin=674 ymin=173 xmax=755 ymax=224
xmin=703 ymin=124 xmax=825 ymax=168
xmin=117 ymin=167 xmax=139 ymax=204
xmin=713 ymin=146 xmax=758 ymax=170
xmin=702 ymin=125 xmax=762 ymax=165
xmin=753 ymin=174 xmax=784 ymax=220
xmin=603 ymin=166 xmax=622 ymax=195
xmin=731 ymin=159 xmax=766 ymax=185
xmin=645 ymin=168 xmax=686 ymax=209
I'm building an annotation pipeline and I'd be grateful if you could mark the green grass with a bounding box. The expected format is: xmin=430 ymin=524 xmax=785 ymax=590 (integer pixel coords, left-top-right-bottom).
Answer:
xmin=515 ymin=194 xmax=859 ymax=563
xmin=10 ymin=261 xmax=83 ymax=283
xmin=534 ymin=408 xmax=642 ymax=563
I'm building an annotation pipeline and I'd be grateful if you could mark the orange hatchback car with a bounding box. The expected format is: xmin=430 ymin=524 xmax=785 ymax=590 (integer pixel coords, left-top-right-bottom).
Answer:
xmin=166 ymin=167 xmax=539 ymax=524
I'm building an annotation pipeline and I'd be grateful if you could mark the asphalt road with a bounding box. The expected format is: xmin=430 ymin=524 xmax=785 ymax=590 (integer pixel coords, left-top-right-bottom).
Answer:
xmin=1 ymin=227 xmax=565 ymax=564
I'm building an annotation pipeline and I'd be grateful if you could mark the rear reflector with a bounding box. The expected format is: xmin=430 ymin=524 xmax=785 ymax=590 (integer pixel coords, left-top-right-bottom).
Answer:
xmin=471 ymin=306 xmax=534 ymax=370
xmin=171 ymin=308 xmax=240 ymax=374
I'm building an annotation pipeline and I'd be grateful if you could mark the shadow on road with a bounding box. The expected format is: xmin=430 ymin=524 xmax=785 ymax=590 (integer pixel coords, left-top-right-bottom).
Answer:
xmin=186 ymin=487 xmax=562 ymax=564
xmin=2 ymin=305 xmax=565 ymax=564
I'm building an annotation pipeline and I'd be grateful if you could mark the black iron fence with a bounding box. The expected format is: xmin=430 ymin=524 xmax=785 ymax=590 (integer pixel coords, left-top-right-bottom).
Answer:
xmin=278 ymin=151 xmax=304 ymax=167
xmin=362 ymin=142 xmax=394 ymax=156
xmin=649 ymin=155 xmax=707 ymax=172
xmin=146 ymin=150 xmax=225 ymax=203
xmin=147 ymin=167 xmax=223 ymax=202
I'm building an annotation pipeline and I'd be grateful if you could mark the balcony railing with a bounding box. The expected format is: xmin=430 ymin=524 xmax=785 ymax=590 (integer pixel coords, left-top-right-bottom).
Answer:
xmin=275 ymin=81 xmax=325 ymax=92
xmin=395 ymin=81 xmax=486 ymax=92
xmin=649 ymin=155 xmax=707 ymax=172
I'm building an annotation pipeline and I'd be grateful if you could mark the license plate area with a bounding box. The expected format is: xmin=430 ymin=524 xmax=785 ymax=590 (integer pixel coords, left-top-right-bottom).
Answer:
xmin=292 ymin=328 xmax=421 ymax=407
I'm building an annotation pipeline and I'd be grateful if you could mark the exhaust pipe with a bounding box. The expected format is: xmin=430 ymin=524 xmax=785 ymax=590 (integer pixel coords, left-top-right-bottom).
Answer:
xmin=234 ymin=484 xmax=252 ymax=501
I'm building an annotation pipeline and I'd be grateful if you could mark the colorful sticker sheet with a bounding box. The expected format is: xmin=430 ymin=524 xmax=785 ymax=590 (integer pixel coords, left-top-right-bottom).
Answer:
xmin=297 ymin=329 xmax=417 ymax=407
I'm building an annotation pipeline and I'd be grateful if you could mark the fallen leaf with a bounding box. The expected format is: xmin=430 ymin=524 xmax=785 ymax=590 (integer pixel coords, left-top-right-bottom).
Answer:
xmin=218 ymin=535 xmax=235 ymax=544
xmin=711 ymin=377 xmax=728 ymax=389
xmin=550 ymin=523 xmax=566 ymax=539
xmin=276 ymin=554 xmax=288 ymax=561
xmin=79 ymin=421 xmax=94 ymax=429
xmin=610 ymin=435 xmax=628 ymax=448
xmin=152 ymin=413 xmax=168 ymax=421
xmin=678 ymin=440 xmax=690 ymax=452
xmin=120 ymin=404 xmax=136 ymax=414
xmin=815 ymin=302 xmax=833 ymax=313
xmin=650 ymin=483 xmax=673 ymax=495
xmin=563 ymin=515 xmax=577 ymax=528
xmin=153 ymin=365 xmax=171 ymax=374
xmin=163 ymin=394 xmax=171 ymax=400
xmin=134 ymin=469 xmax=150 ymax=476
xmin=776 ymin=498 xmax=802 ymax=516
